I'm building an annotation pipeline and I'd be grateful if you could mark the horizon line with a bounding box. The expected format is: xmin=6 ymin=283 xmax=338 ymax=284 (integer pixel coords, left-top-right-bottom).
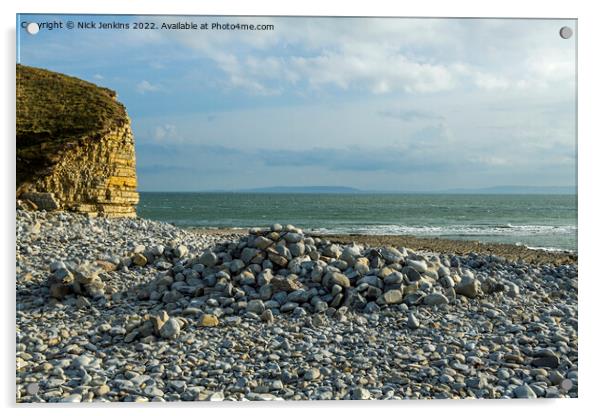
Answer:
xmin=137 ymin=188 xmax=577 ymax=195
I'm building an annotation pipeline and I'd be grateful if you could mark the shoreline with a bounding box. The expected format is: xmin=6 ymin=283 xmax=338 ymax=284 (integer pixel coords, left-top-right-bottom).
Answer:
xmin=189 ymin=227 xmax=577 ymax=266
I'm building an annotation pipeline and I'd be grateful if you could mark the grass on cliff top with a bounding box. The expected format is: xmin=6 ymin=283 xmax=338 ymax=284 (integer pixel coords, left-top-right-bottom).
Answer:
xmin=17 ymin=64 xmax=128 ymax=145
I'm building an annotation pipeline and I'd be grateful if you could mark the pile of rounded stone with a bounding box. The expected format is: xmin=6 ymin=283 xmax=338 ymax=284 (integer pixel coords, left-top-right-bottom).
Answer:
xmin=45 ymin=235 xmax=205 ymax=303
xmin=124 ymin=223 xmax=513 ymax=341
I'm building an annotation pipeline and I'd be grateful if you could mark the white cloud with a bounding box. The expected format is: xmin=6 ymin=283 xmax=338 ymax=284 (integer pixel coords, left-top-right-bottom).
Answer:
xmin=151 ymin=124 xmax=177 ymax=142
xmin=289 ymin=49 xmax=457 ymax=94
xmin=527 ymin=55 xmax=575 ymax=84
xmin=473 ymin=72 xmax=512 ymax=90
xmin=211 ymin=52 xmax=280 ymax=95
xmin=127 ymin=17 xmax=574 ymax=97
xmin=117 ymin=18 xmax=479 ymax=95
xmin=136 ymin=80 xmax=161 ymax=94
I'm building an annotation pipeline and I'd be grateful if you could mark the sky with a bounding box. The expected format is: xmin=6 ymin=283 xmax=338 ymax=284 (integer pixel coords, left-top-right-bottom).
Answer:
xmin=18 ymin=15 xmax=577 ymax=192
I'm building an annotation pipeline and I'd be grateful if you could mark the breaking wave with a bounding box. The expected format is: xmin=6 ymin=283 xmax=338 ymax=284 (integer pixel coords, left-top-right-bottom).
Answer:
xmin=309 ymin=223 xmax=577 ymax=237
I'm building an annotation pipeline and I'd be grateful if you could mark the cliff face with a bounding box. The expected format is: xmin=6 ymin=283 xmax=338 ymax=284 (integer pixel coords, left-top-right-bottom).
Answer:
xmin=16 ymin=64 xmax=138 ymax=217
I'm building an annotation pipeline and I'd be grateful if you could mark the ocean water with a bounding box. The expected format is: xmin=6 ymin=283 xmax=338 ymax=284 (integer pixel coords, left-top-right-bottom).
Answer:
xmin=137 ymin=193 xmax=577 ymax=252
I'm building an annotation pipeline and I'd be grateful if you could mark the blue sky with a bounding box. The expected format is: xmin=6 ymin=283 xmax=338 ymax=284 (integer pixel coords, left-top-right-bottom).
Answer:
xmin=18 ymin=15 xmax=576 ymax=191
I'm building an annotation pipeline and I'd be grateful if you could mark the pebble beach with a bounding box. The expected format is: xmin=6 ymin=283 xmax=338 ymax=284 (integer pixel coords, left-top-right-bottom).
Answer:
xmin=16 ymin=210 xmax=578 ymax=402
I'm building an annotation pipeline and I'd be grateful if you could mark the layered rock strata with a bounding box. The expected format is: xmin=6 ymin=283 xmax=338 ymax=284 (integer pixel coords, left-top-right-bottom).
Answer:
xmin=16 ymin=64 xmax=138 ymax=217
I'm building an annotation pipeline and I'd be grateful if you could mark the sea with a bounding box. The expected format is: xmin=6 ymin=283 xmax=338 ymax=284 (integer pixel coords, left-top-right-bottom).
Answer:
xmin=137 ymin=193 xmax=577 ymax=252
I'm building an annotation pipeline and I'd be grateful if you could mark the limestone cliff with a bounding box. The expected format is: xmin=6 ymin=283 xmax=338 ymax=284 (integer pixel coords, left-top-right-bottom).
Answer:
xmin=16 ymin=64 xmax=139 ymax=217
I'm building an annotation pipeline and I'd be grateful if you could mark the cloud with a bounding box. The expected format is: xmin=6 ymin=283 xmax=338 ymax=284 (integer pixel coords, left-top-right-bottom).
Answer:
xmin=136 ymin=80 xmax=161 ymax=94
xmin=210 ymin=52 xmax=276 ymax=95
xmin=289 ymin=49 xmax=456 ymax=94
xmin=255 ymin=146 xmax=442 ymax=172
xmin=137 ymin=142 xmax=458 ymax=176
xmin=123 ymin=17 xmax=574 ymax=97
xmin=151 ymin=124 xmax=177 ymax=142
xmin=137 ymin=127 xmax=522 ymax=176
xmin=526 ymin=54 xmax=575 ymax=84
xmin=20 ymin=15 xmax=575 ymax=100
xmin=134 ymin=116 xmax=575 ymax=190
xmin=378 ymin=109 xmax=445 ymax=122
xmin=23 ymin=16 xmax=574 ymax=99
